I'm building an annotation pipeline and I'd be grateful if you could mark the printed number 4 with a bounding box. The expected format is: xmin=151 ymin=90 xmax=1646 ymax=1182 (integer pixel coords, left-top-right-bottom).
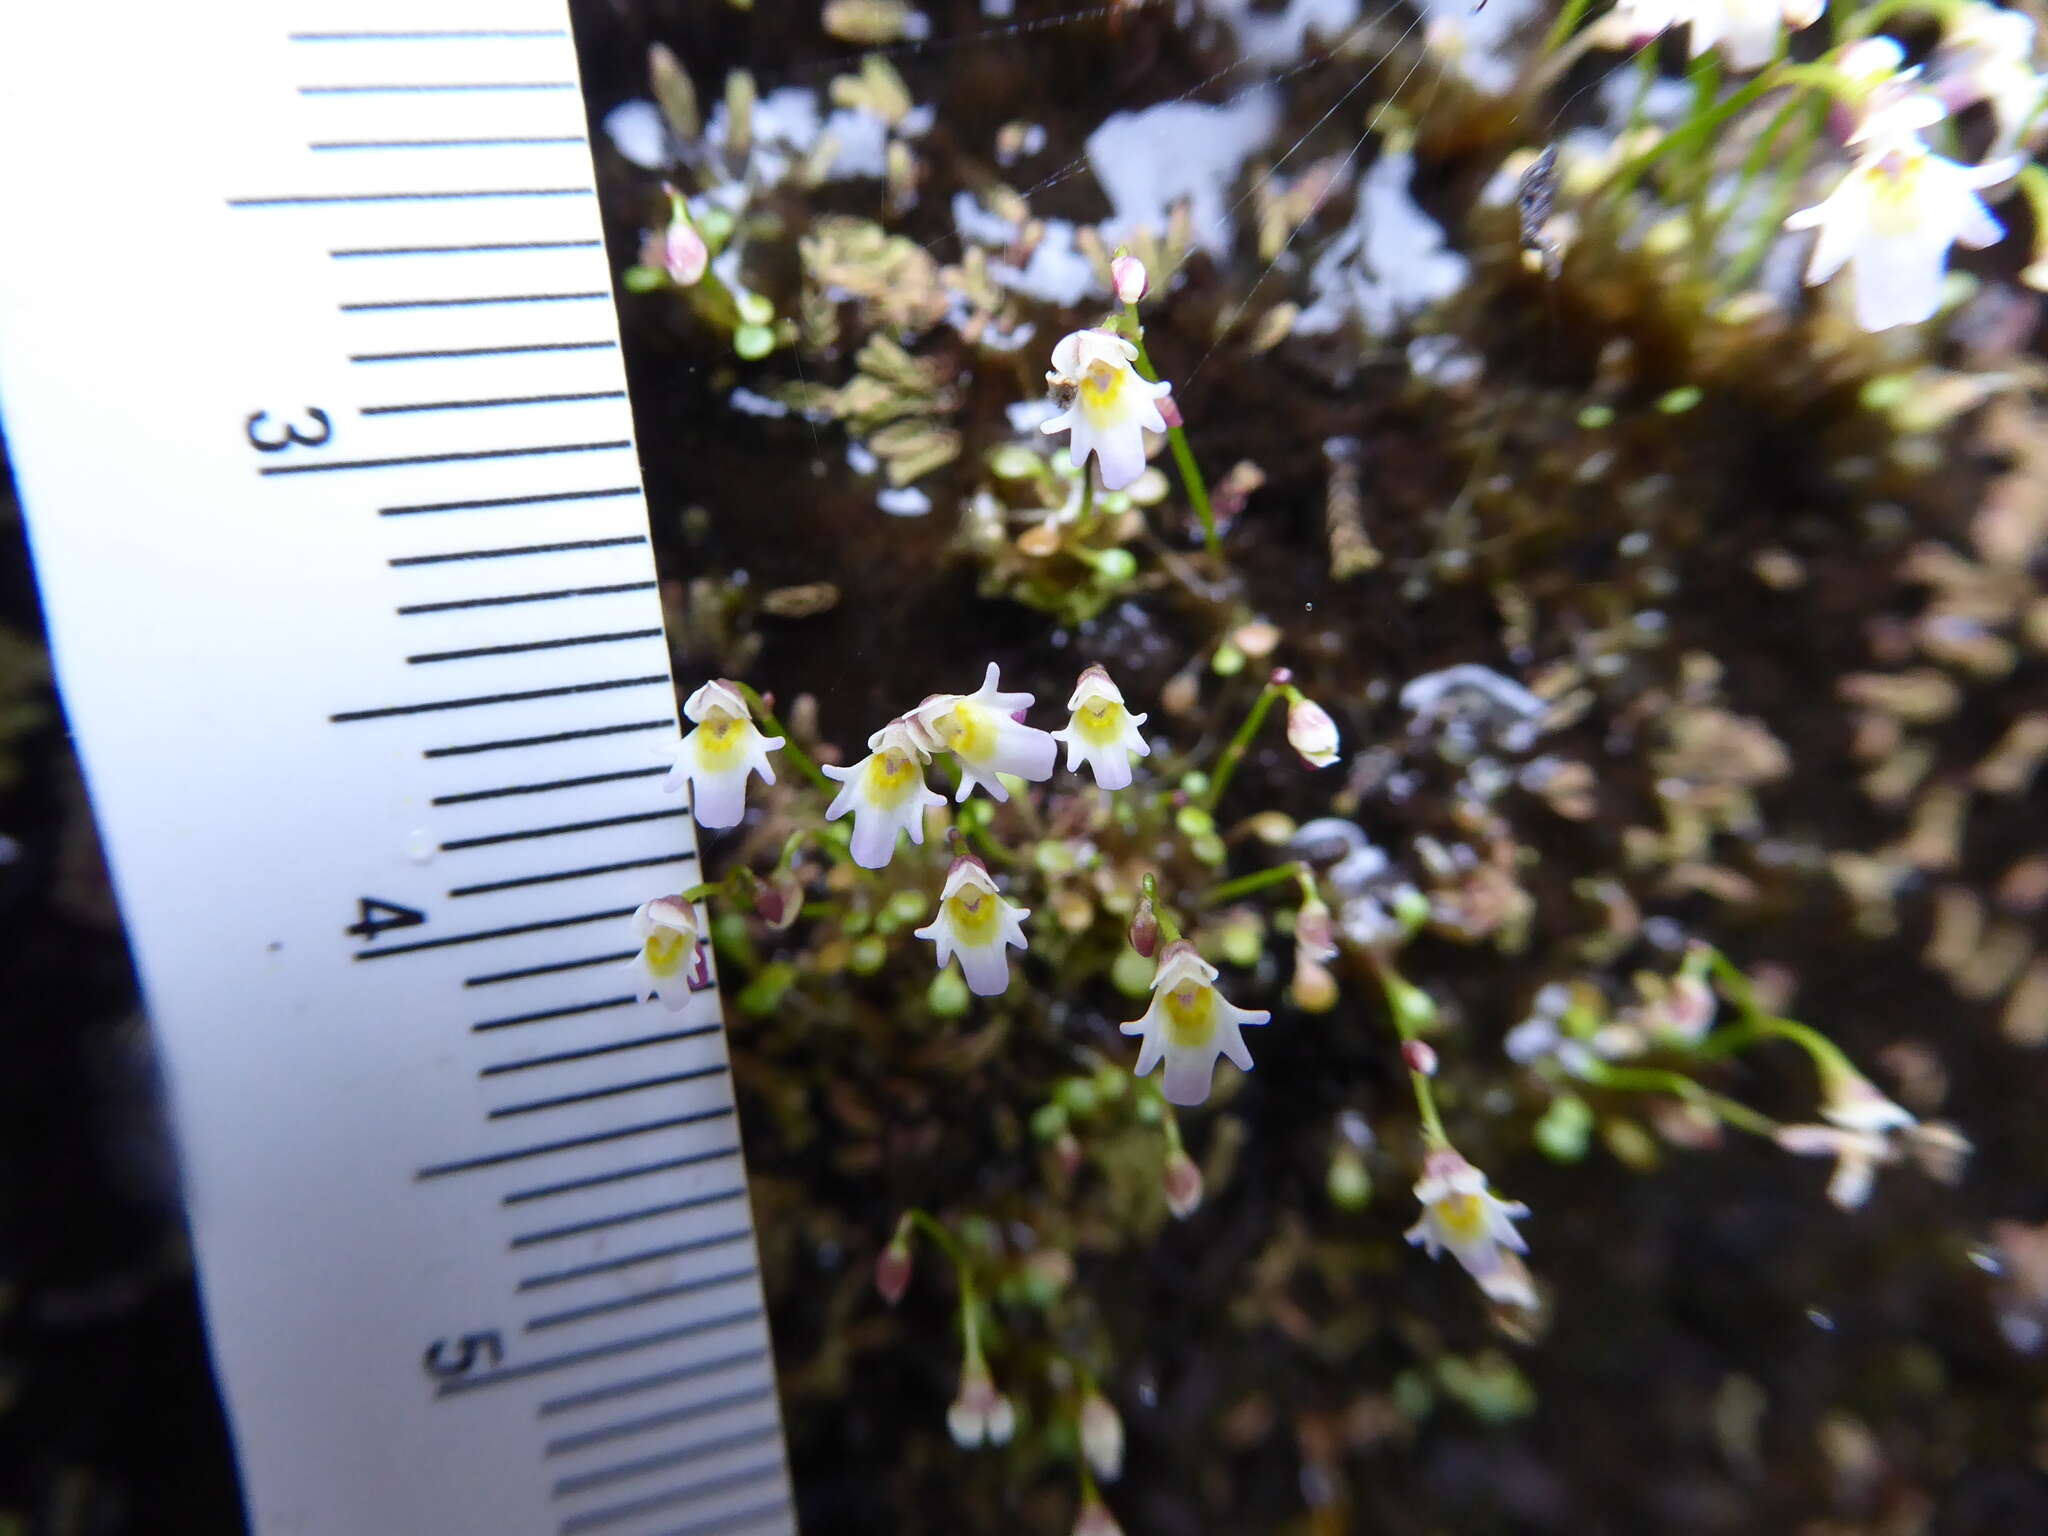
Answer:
xmin=348 ymin=896 xmax=425 ymax=941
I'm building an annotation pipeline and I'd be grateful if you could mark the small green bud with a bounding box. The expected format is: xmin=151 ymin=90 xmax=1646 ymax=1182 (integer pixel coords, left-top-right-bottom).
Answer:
xmin=986 ymin=443 xmax=1044 ymax=480
xmin=1090 ymin=548 xmax=1137 ymax=584
xmin=623 ymin=264 xmax=666 ymax=293
xmin=734 ymin=322 xmax=775 ymax=360
xmin=1384 ymin=974 xmax=1437 ymax=1034
xmin=738 ymin=961 xmax=796 ymax=1017
xmin=1190 ymin=832 xmax=1227 ymax=866
xmin=1211 ymin=642 xmax=1245 ymax=677
xmin=1534 ymin=1094 xmax=1594 ymax=1163
xmin=1391 ymin=886 xmax=1432 ymax=933
xmin=1174 ymin=805 xmax=1215 ymax=839
xmin=1031 ymin=1101 xmax=1070 ymax=1141
xmin=1111 ymin=945 xmax=1156 ymax=998
xmin=928 ymin=967 xmax=971 ymax=1017
xmin=1655 ymin=385 xmax=1702 ymax=415
xmin=1054 ymin=1077 xmax=1100 ymax=1118
xmin=849 ymin=934 xmax=888 ymax=975
xmin=1326 ymin=1146 xmax=1372 ymax=1210
xmin=1576 ymin=404 xmax=1614 ymax=430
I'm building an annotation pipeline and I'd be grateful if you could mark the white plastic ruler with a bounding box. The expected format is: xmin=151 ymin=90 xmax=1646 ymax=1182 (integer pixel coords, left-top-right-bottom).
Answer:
xmin=0 ymin=4 xmax=795 ymax=1534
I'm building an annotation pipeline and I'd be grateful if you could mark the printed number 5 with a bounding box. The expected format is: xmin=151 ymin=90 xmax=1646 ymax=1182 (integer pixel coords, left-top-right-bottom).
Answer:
xmin=245 ymin=407 xmax=332 ymax=453
xmin=422 ymin=1331 xmax=503 ymax=1382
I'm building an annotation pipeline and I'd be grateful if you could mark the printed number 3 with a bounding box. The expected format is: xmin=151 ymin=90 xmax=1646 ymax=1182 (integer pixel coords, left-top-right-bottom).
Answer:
xmin=246 ymin=407 xmax=332 ymax=453
xmin=422 ymin=1331 xmax=503 ymax=1381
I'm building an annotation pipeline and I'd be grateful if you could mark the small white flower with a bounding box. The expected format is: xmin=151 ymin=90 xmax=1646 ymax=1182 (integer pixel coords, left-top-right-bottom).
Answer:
xmin=626 ymin=895 xmax=700 ymax=1011
xmin=1285 ymin=694 xmax=1341 ymax=769
xmin=1931 ymin=2 xmax=2046 ymax=157
xmin=1818 ymin=1063 xmax=1916 ymax=1135
xmin=1405 ymin=1147 xmax=1535 ymax=1307
xmin=909 ymin=662 xmax=1057 ymax=803
xmin=1039 ymin=328 xmax=1173 ymax=491
xmin=912 ymin=856 xmax=1031 ymax=996
xmin=1050 ymin=664 xmax=1150 ymax=790
xmin=1785 ymin=137 xmax=2012 ymax=332
xmin=1595 ymin=0 xmax=1822 ymax=71
xmin=1120 ymin=941 xmax=1271 ymax=1106
xmin=1776 ymin=1123 xmax=1895 ymax=1210
xmin=661 ymin=680 xmax=784 ymax=829
xmin=947 ymin=1361 xmax=1016 ymax=1448
xmin=1838 ymin=37 xmax=1948 ymax=148
xmin=822 ymin=718 xmax=944 ymax=869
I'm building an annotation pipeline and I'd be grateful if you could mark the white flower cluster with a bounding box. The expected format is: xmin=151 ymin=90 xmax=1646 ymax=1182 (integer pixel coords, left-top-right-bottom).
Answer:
xmin=825 ymin=662 xmax=1150 ymax=997
xmin=1786 ymin=29 xmax=2030 ymax=332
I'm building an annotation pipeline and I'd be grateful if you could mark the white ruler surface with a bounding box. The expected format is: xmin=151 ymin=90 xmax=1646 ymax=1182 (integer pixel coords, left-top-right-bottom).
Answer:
xmin=0 ymin=4 xmax=794 ymax=1534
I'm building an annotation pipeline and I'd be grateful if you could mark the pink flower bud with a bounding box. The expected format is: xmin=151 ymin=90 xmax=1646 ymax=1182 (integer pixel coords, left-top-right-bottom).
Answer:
xmin=1053 ymin=1130 xmax=1084 ymax=1179
xmin=1286 ymin=695 xmax=1340 ymax=769
xmin=1403 ymin=1039 xmax=1439 ymax=1077
xmin=753 ymin=869 xmax=804 ymax=931
xmin=660 ymin=215 xmax=708 ymax=287
xmin=1128 ymin=896 xmax=1159 ymax=960
xmin=1157 ymin=392 xmax=1183 ymax=429
xmin=1295 ymin=896 xmax=1336 ymax=962
xmin=875 ymin=1228 xmax=913 ymax=1306
xmin=1162 ymin=1148 xmax=1203 ymax=1219
xmin=1073 ymin=1498 xmax=1125 ymax=1536
xmin=1111 ymin=253 xmax=1149 ymax=306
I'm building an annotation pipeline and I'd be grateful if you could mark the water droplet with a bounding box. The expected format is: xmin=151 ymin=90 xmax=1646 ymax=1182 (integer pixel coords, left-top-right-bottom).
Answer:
xmin=1303 ymin=601 xmax=1314 ymax=612
xmin=404 ymin=829 xmax=436 ymax=864
xmin=1968 ymin=1247 xmax=2004 ymax=1276
xmin=1805 ymin=1307 xmax=1836 ymax=1331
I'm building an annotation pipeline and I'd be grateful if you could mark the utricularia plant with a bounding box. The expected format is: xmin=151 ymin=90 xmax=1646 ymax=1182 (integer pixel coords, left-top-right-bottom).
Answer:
xmin=605 ymin=647 xmax=1972 ymax=1529
xmin=1557 ymin=0 xmax=2047 ymax=330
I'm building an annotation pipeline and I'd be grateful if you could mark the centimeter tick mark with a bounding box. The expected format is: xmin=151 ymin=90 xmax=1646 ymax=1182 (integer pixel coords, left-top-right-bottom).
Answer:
xmin=399 ymin=580 xmax=657 ymax=615
xmin=473 ymin=996 xmax=640 ymax=1034
xmin=430 ymin=766 xmax=667 ymax=806
xmin=261 ymin=440 xmax=630 ymax=476
xmin=355 ymin=905 xmax=633 ymax=961
xmin=330 ymin=674 xmax=668 ymax=723
xmin=365 ymin=390 xmax=626 ymax=416
xmin=416 ymin=1108 xmax=737 ymax=1181
xmin=466 ymin=949 xmax=640 ymax=987
xmin=432 ymin=1306 xmax=761 ymax=1395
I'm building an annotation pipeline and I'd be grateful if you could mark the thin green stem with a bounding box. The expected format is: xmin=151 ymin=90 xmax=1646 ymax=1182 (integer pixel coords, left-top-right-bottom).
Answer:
xmin=1540 ymin=0 xmax=1596 ymax=56
xmin=1123 ymin=309 xmax=1219 ymax=558
xmin=1200 ymin=679 xmax=1284 ymax=812
xmin=1724 ymin=93 xmax=1828 ymax=291
xmin=728 ymin=680 xmax=832 ymax=793
xmin=1570 ymin=1060 xmax=1782 ymax=1138
xmin=1198 ymin=860 xmax=1309 ymax=906
xmin=1075 ymin=466 xmax=1098 ymax=536
xmin=1374 ymin=961 xmax=1448 ymax=1147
